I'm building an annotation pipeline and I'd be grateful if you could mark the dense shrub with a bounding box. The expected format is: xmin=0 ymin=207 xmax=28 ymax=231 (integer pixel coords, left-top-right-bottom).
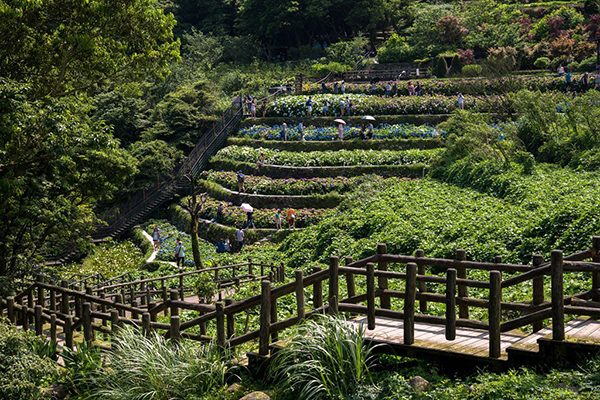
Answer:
xmin=533 ymin=57 xmax=551 ymax=69
xmin=434 ymin=56 xmax=448 ymax=77
xmin=377 ymin=34 xmax=413 ymax=63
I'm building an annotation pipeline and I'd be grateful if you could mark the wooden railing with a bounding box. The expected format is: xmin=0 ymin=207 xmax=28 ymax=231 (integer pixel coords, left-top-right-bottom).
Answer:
xmin=3 ymin=237 xmax=600 ymax=361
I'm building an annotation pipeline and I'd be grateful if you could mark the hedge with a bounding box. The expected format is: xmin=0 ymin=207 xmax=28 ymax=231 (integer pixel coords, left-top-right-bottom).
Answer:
xmin=240 ymin=115 xmax=452 ymax=127
xmin=226 ymin=137 xmax=445 ymax=151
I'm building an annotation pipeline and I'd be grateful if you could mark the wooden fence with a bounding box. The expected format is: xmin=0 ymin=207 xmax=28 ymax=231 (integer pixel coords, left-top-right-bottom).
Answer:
xmin=2 ymin=237 xmax=600 ymax=362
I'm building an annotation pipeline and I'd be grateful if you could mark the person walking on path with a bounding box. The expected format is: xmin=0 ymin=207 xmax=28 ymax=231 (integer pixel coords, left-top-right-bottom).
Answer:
xmin=260 ymin=100 xmax=267 ymax=117
xmin=287 ymin=208 xmax=296 ymax=229
xmin=339 ymin=98 xmax=345 ymax=116
xmin=386 ymin=83 xmax=391 ymax=97
xmin=299 ymin=122 xmax=305 ymax=141
xmin=174 ymin=239 xmax=185 ymax=267
xmin=275 ymin=210 xmax=283 ymax=230
xmin=416 ymin=81 xmax=422 ymax=96
xmin=333 ymin=82 xmax=339 ymax=94
xmin=250 ymin=100 xmax=256 ymax=118
xmin=152 ymin=225 xmax=162 ymax=251
xmin=458 ymin=93 xmax=464 ymax=110
xmin=257 ymin=152 xmax=266 ymax=168
xmin=280 ymin=122 xmax=288 ymax=141
xmin=346 ymin=98 xmax=352 ymax=117
xmin=360 ymin=124 xmax=366 ymax=140
xmin=246 ymin=211 xmax=256 ymax=229
xmin=367 ymin=122 xmax=374 ymax=139
xmin=338 ymin=123 xmax=344 ymax=141
xmin=306 ymin=97 xmax=314 ymax=117
xmin=216 ymin=203 xmax=223 ymax=224
xmin=341 ymin=81 xmax=346 ymax=94
xmin=321 ymin=81 xmax=327 ymax=94
xmin=392 ymin=82 xmax=397 ymax=97
xmin=236 ymin=227 xmax=245 ymax=252
xmin=322 ymin=100 xmax=329 ymax=115
xmin=565 ymin=69 xmax=572 ymax=90
xmin=237 ymin=171 xmax=245 ymax=193
xmin=408 ymin=81 xmax=415 ymax=96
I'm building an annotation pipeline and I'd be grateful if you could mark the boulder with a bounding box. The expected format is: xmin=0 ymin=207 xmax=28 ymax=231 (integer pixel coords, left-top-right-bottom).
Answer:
xmin=240 ymin=391 xmax=271 ymax=400
xmin=227 ymin=382 xmax=241 ymax=393
xmin=409 ymin=376 xmax=430 ymax=392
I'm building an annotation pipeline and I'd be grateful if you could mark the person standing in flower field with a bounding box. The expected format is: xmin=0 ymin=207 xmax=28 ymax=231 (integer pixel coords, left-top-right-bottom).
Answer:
xmin=367 ymin=122 xmax=374 ymax=139
xmin=360 ymin=124 xmax=366 ymax=140
xmin=174 ymin=239 xmax=185 ymax=267
xmin=339 ymin=98 xmax=345 ymax=116
xmin=306 ymin=96 xmax=313 ymax=116
xmin=392 ymin=82 xmax=397 ymax=97
xmin=299 ymin=122 xmax=305 ymax=141
xmin=385 ymin=83 xmax=391 ymax=97
xmin=246 ymin=211 xmax=255 ymax=229
xmin=341 ymin=81 xmax=346 ymax=94
xmin=321 ymin=81 xmax=327 ymax=94
xmin=338 ymin=123 xmax=344 ymax=141
xmin=458 ymin=93 xmax=464 ymax=110
xmin=416 ymin=82 xmax=422 ymax=96
xmin=346 ymin=98 xmax=352 ymax=116
xmin=152 ymin=225 xmax=162 ymax=251
xmin=260 ymin=100 xmax=267 ymax=117
xmin=287 ymin=208 xmax=296 ymax=229
xmin=237 ymin=171 xmax=245 ymax=193
xmin=236 ymin=226 xmax=245 ymax=252
xmin=565 ymin=69 xmax=572 ymax=91
xmin=408 ymin=81 xmax=415 ymax=96
xmin=333 ymin=82 xmax=339 ymax=94
xmin=322 ymin=100 xmax=329 ymax=115
xmin=275 ymin=210 xmax=283 ymax=230
xmin=250 ymin=100 xmax=256 ymax=118
xmin=280 ymin=122 xmax=287 ymax=141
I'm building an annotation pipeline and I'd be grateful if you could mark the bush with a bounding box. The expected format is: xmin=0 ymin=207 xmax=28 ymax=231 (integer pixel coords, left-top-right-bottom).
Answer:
xmin=450 ymin=54 xmax=463 ymax=75
xmin=311 ymin=62 xmax=350 ymax=78
xmin=0 ymin=319 xmax=57 ymax=400
xmin=377 ymin=34 xmax=413 ymax=63
xmin=578 ymin=56 xmax=597 ymax=72
xmin=567 ymin=61 xmax=580 ymax=72
xmin=533 ymin=57 xmax=551 ymax=69
xmin=269 ymin=315 xmax=374 ymax=400
xmin=434 ymin=56 xmax=448 ymax=77
xmin=486 ymin=46 xmax=518 ymax=74
xmin=462 ymin=64 xmax=483 ymax=77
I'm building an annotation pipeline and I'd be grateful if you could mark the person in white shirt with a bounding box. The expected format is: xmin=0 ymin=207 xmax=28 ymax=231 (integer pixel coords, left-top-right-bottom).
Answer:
xmin=236 ymin=228 xmax=245 ymax=252
xmin=174 ymin=240 xmax=185 ymax=267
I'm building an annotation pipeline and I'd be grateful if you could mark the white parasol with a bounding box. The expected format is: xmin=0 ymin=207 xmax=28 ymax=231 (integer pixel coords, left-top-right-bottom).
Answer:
xmin=240 ymin=203 xmax=254 ymax=213
xmin=334 ymin=119 xmax=346 ymax=125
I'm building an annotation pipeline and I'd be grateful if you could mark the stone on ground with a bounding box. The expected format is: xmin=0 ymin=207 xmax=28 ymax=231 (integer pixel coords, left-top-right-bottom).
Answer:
xmin=240 ymin=391 xmax=271 ymax=400
xmin=409 ymin=375 xmax=430 ymax=392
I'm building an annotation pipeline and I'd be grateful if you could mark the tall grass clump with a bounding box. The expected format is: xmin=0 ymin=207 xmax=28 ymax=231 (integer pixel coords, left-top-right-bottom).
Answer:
xmin=268 ymin=315 xmax=374 ymax=400
xmin=92 ymin=328 xmax=229 ymax=400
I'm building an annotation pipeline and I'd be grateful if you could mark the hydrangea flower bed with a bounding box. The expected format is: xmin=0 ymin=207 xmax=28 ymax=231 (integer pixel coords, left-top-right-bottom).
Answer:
xmin=203 ymin=171 xmax=360 ymax=195
xmin=304 ymin=74 xmax=589 ymax=96
xmin=212 ymin=145 xmax=441 ymax=167
xmin=200 ymin=198 xmax=329 ymax=229
xmin=237 ymin=123 xmax=446 ymax=141
xmin=145 ymin=221 xmax=217 ymax=267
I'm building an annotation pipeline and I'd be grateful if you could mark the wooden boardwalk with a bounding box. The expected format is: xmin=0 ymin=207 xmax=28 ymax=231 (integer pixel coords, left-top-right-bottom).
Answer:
xmin=348 ymin=317 xmax=600 ymax=363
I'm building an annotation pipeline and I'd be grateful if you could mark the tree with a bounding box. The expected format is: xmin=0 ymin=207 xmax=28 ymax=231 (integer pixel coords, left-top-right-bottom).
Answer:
xmin=435 ymin=57 xmax=448 ymax=77
xmin=185 ymin=176 xmax=208 ymax=269
xmin=0 ymin=0 xmax=180 ymax=97
xmin=436 ymin=15 xmax=468 ymax=45
xmin=0 ymin=81 xmax=136 ymax=293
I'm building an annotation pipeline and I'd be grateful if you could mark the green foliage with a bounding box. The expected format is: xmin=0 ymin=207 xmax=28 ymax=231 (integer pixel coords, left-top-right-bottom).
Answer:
xmin=377 ymin=34 xmax=414 ymax=63
xmin=0 ymin=319 xmax=57 ymax=400
xmin=434 ymin=56 xmax=448 ymax=77
xmin=193 ymin=272 xmax=218 ymax=301
xmin=532 ymin=6 xmax=585 ymax=41
xmin=311 ymin=62 xmax=350 ymax=78
xmin=461 ymin=64 xmax=483 ymax=77
xmin=0 ymin=0 xmax=180 ymax=97
xmin=269 ymin=315 xmax=374 ymax=400
xmin=450 ymin=54 xmax=463 ymax=74
xmin=485 ymin=46 xmax=519 ymax=74
xmin=128 ymin=140 xmax=182 ymax=190
xmin=0 ymin=81 xmax=136 ymax=292
xmin=61 ymin=341 xmax=104 ymax=396
xmin=325 ymin=36 xmax=369 ymax=66
xmin=534 ymin=57 xmax=552 ymax=69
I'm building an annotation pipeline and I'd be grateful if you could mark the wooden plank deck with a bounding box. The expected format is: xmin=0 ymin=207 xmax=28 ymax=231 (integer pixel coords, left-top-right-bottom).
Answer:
xmin=349 ymin=317 xmax=600 ymax=361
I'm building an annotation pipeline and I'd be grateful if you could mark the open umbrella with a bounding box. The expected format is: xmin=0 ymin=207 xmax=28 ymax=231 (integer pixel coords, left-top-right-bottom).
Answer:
xmin=240 ymin=203 xmax=253 ymax=213
xmin=334 ymin=119 xmax=346 ymax=125
xmin=362 ymin=116 xmax=376 ymax=121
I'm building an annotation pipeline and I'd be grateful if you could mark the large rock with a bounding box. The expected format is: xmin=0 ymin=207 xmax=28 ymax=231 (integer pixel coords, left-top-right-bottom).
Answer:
xmin=409 ymin=376 xmax=430 ymax=392
xmin=227 ymin=382 xmax=241 ymax=393
xmin=240 ymin=391 xmax=271 ymax=400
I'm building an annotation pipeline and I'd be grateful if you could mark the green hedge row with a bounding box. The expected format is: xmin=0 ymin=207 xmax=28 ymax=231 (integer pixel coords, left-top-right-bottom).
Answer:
xmin=128 ymin=228 xmax=154 ymax=262
xmin=226 ymin=137 xmax=445 ymax=151
xmin=240 ymin=115 xmax=452 ymax=127
xmin=209 ymin=159 xmax=428 ymax=179
xmin=199 ymin=179 xmax=344 ymax=209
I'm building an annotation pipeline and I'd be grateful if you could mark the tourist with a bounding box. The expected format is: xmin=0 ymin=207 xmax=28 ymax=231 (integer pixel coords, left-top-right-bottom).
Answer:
xmin=237 ymin=171 xmax=245 ymax=193
xmin=322 ymin=100 xmax=329 ymax=115
xmin=174 ymin=239 xmax=185 ymax=267
xmin=346 ymin=98 xmax=352 ymax=117
xmin=581 ymin=73 xmax=590 ymax=90
xmin=341 ymin=81 xmax=346 ymax=94
xmin=216 ymin=238 xmax=227 ymax=253
xmin=333 ymin=82 xmax=339 ymax=94
xmin=416 ymin=68 xmax=420 ymax=77
xmin=321 ymin=81 xmax=327 ymax=94
xmin=458 ymin=93 xmax=464 ymax=110
xmin=280 ymin=122 xmax=287 ymax=141
xmin=236 ymin=227 xmax=245 ymax=252
xmin=306 ymin=96 xmax=313 ymax=117
xmin=246 ymin=211 xmax=256 ymax=229
xmin=360 ymin=124 xmax=366 ymax=140
xmin=245 ymin=94 xmax=253 ymax=115
xmin=257 ymin=152 xmax=266 ymax=168
xmin=392 ymin=82 xmax=397 ymax=97
xmin=339 ymin=98 xmax=345 ymax=116
xmin=557 ymin=65 xmax=565 ymax=77
xmin=338 ymin=123 xmax=344 ymax=141
xmin=152 ymin=225 xmax=161 ymax=251
xmin=416 ymin=81 xmax=422 ymax=96
xmin=216 ymin=203 xmax=223 ymax=223
xmin=287 ymin=208 xmax=296 ymax=229
xmin=275 ymin=210 xmax=282 ymax=230
xmin=367 ymin=122 xmax=374 ymax=139
xmin=385 ymin=82 xmax=391 ymax=97
xmin=371 ymin=82 xmax=377 ymax=95
xmin=224 ymin=237 xmax=231 ymax=253
xmin=260 ymin=100 xmax=267 ymax=118
xmin=565 ymin=69 xmax=572 ymax=90
xmin=299 ymin=122 xmax=305 ymax=141
xmin=408 ymin=81 xmax=415 ymax=96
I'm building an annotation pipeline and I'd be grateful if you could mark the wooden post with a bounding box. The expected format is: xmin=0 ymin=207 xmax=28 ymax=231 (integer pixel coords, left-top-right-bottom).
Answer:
xmin=551 ymin=250 xmax=565 ymax=341
xmin=22 ymin=301 xmax=30 ymax=331
xmin=248 ymin=260 xmax=254 ymax=276
xmin=83 ymin=302 xmax=93 ymax=344
xmin=34 ymin=305 xmax=43 ymax=336
xmin=377 ymin=244 xmax=390 ymax=309
xmin=50 ymin=288 xmax=56 ymax=312
xmin=129 ymin=286 xmax=135 ymax=306
xmin=313 ymin=266 xmax=323 ymax=308
xmin=140 ymin=281 xmax=146 ymax=306
xmin=328 ymin=256 xmax=339 ymax=315
xmin=416 ymin=249 xmax=427 ymax=313
xmin=216 ymin=302 xmax=226 ymax=348
xmin=456 ymin=249 xmax=468 ymax=319
xmin=131 ymin=301 xmax=139 ymax=319
xmin=115 ymin=294 xmax=125 ymax=317
xmin=259 ymin=281 xmax=271 ymax=356
xmin=50 ymin=314 xmax=57 ymax=343
xmin=446 ymin=269 xmax=456 ymax=340
xmin=225 ymin=298 xmax=235 ymax=339
xmin=146 ymin=287 xmax=151 ymax=308
xmin=36 ymin=274 xmax=44 ymax=307
xmin=142 ymin=313 xmax=151 ymax=337
xmin=170 ymin=289 xmax=179 ymax=317
xmin=214 ymin=268 xmax=219 ymax=282
xmin=404 ymin=263 xmax=417 ymax=345
xmin=261 ymin=264 xmax=265 ymax=278
xmin=162 ymin=286 xmax=169 ymax=316
xmin=179 ymin=273 xmax=184 ymax=300
xmin=61 ymin=280 xmax=69 ymax=314
xmin=280 ymin=264 xmax=285 ymax=282
xmin=345 ymin=257 xmax=356 ymax=300
xmin=170 ymin=315 xmax=180 ymax=344
xmin=110 ymin=310 xmax=121 ymax=337
xmin=27 ymin=292 xmax=34 ymax=325
xmin=7 ymin=297 xmax=15 ymax=323
xmin=366 ymin=263 xmax=376 ymax=330
xmin=295 ymin=270 xmax=305 ymax=320
xmin=593 ymin=237 xmax=600 ymax=301
xmin=532 ymin=255 xmax=545 ymax=332
xmin=489 ymin=270 xmax=502 ymax=358
xmin=65 ymin=316 xmax=74 ymax=350
xmin=270 ymin=294 xmax=278 ymax=342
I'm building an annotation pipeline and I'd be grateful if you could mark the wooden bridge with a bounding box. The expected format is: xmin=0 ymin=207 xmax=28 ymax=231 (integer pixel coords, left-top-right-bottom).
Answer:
xmin=3 ymin=237 xmax=600 ymax=372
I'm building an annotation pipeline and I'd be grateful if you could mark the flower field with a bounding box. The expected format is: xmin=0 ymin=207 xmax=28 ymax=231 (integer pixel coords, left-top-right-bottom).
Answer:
xmin=304 ymin=74 xmax=588 ymax=96
xmin=199 ymin=198 xmax=329 ymax=229
xmin=212 ymin=145 xmax=442 ymax=167
xmin=237 ymin=123 xmax=446 ymax=141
